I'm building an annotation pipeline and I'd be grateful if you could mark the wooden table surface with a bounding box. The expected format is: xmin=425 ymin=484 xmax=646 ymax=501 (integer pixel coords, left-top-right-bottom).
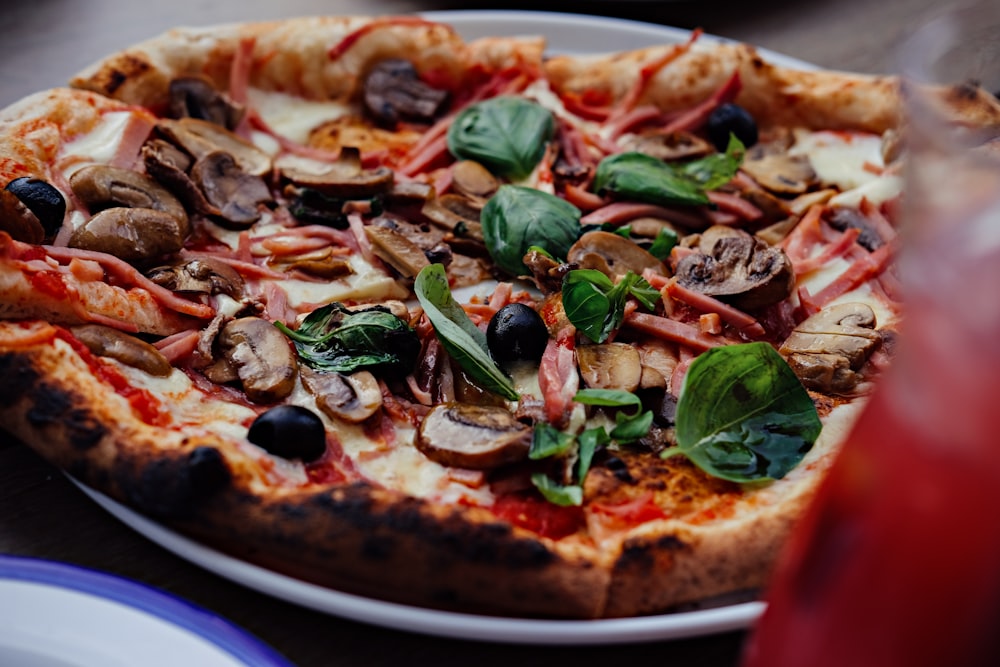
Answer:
xmin=0 ymin=1 xmax=977 ymax=665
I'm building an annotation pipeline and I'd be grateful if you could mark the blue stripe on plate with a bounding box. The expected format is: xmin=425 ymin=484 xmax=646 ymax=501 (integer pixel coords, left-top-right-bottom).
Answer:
xmin=0 ymin=555 xmax=295 ymax=667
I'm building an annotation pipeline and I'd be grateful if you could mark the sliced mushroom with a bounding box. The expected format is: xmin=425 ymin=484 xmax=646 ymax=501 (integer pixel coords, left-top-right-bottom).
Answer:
xmin=524 ymin=248 xmax=574 ymax=295
xmin=218 ymin=317 xmax=298 ymax=404
xmin=421 ymin=194 xmax=484 ymax=240
xmin=301 ymin=368 xmax=382 ymax=423
xmin=415 ymin=403 xmax=532 ymax=470
xmin=567 ymin=230 xmax=667 ymax=279
xmin=363 ymin=59 xmax=449 ymax=126
xmin=277 ymin=249 xmax=354 ymax=280
xmin=0 ymin=188 xmax=44 ymax=243
xmin=168 ymin=76 xmax=244 ymax=130
xmin=451 ymin=160 xmax=498 ymax=199
xmin=157 ymin=118 xmax=272 ymax=177
xmin=824 ymin=206 xmax=885 ymax=251
xmin=637 ymin=338 xmax=678 ymax=390
xmin=674 ymin=227 xmax=794 ymax=310
xmin=146 ymin=256 xmax=245 ymax=298
xmin=779 ymin=302 xmax=881 ymax=394
xmin=741 ymin=152 xmax=817 ymax=195
xmin=276 ymin=147 xmax=393 ymax=199
xmin=142 ymin=138 xmax=219 ymax=217
xmin=70 ymin=324 xmax=172 ymax=376
xmin=624 ymin=130 xmax=714 ymax=161
xmin=577 ymin=342 xmax=642 ymax=392
xmin=3 ymin=177 xmax=65 ymax=241
xmin=191 ymin=151 xmax=272 ymax=228
xmin=364 ymin=224 xmax=430 ymax=278
xmin=69 ymin=208 xmax=188 ymax=262
xmin=69 ymin=165 xmax=188 ymax=225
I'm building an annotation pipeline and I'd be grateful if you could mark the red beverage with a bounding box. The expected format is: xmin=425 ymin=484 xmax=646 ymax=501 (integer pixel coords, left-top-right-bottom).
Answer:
xmin=743 ymin=201 xmax=1000 ymax=665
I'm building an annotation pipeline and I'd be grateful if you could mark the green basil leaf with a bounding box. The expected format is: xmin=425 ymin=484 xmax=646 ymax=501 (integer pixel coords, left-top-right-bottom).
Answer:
xmin=674 ymin=342 xmax=821 ymax=483
xmin=574 ymin=388 xmax=643 ymax=414
xmin=414 ymin=264 xmax=519 ymax=400
xmin=561 ymin=271 xmax=613 ymax=342
xmin=276 ymin=303 xmax=418 ymax=374
xmin=647 ymin=227 xmax=679 ymax=261
xmin=576 ymin=427 xmax=608 ymax=481
xmin=610 ymin=409 xmax=654 ymax=443
xmin=593 ymin=152 xmax=710 ymax=207
xmin=447 ymin=96 xmax=555 ymax=180
xmin=530 ymin=473 xmax=583 ymax=507
xmin=562 ymin=270 xmax=658 ymax=343
xmin=530 ymin=423 xmax=576 ymax=460
xmin=680 ymin=135 xmax=746 ymax=191
xmin=481 ymin=185 xmax=581 ymax=276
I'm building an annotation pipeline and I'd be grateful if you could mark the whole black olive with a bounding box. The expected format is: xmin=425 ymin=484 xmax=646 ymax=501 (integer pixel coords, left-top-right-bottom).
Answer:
xmin=5 ymin=177 xmax=66 ymax=239
xmin=487 ymin=303 xmax=549 ymax=366
xmin=705 ymin=103 xmax=759 ymax=152
xmin=247 ymin=405 xmax=326 ymax=462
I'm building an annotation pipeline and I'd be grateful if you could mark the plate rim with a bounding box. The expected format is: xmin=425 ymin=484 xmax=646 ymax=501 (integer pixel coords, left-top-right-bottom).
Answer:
xmin=74 ymin=480 xmax=765 ymax=645
xmin=60 ymin=8 xmax=820 ymax=646
xmin=0 ymin=554 xmax=295 ymax=666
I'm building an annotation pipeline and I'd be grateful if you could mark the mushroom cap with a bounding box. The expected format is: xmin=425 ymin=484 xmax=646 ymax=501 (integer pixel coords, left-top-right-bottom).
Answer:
xmin=218 ymin=317 xmax=298 ymax=404
xmin=779 ymin=302 xmax=882 ymax=394
xmin=69 ymin=164 xmax=188 ymax=225
xmin=567 ymin=230 xmax=667 ymax=279
xmin=415 ymin=403 xmax=532 ymax=470
xmin=276 ymin=147 xmax=393 ymax=199
xmin=146 ymin=256 xmax=245 ymax=298
xmin=191 ymin=150 xmax=272 ymax=228
xmin=68 ymin=207 xmax=188 ymax=262
xmin=70 ymin=324 xmax=173 ymax=377
xmin=577 ymin=342 xmax=643 ymax=392
xmin=362 ymin=58 xmax=449 ymax=126
xmin=301 ymin=368 xmax=382 ymax=424
xmin=0 ymin=188 xmax=45 ymax=244
xmin=168 ymin=76 xmax=244 ymax=130
xmin=674 ymin=227 xmax=794 ymax=310
xmin=157 ymin=117 xmax=272 ymax=177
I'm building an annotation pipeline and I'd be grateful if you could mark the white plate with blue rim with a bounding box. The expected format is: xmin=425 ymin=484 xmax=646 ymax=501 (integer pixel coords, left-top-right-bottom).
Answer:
xmin=0 ymin=555 xmax=293 ymax=667
xmin=67 ymin=10 xmax=814 ymax=646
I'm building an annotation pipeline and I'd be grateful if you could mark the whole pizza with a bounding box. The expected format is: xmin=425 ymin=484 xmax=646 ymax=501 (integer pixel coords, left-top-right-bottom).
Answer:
xmin=1 ymin=14 xmax=998 ymax=619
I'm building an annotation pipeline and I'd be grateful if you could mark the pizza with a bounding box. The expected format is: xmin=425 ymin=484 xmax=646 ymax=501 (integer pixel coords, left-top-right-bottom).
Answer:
xmin=2 ymin=14 xmax=998 ymax=619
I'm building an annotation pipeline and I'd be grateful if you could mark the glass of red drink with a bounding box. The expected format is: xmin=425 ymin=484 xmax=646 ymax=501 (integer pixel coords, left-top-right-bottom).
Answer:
xmin=742 ymin=3 xmax=1000 ymax=665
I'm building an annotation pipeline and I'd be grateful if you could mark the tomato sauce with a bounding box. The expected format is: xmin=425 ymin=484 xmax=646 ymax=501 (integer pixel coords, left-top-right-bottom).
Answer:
xmin=491 ymin=491 xmax=585 ymax=540
xmin=56 ymin=329 xmax=170 ymax=427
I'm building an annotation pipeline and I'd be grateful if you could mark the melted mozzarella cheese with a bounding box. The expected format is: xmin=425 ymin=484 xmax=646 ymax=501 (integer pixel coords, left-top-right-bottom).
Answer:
xmin=276 ymin=254 xmax=409 ymax=307
xmin=247 ymin=88 xmax=354 ymax=144
xmin=828 ymin=173 xmax=904 ymax=208
xmin=58 ymin=111 xmax=135 ymax=177
xmin=789 ymin=130 xmax=884 ymax=191
xmin=797 ymin=256 xmax=897 ymax=327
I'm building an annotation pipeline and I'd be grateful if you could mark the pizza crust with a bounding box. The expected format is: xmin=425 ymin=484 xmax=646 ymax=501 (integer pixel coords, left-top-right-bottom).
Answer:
xmin=69 ymin=17 xmax=546 ymax=109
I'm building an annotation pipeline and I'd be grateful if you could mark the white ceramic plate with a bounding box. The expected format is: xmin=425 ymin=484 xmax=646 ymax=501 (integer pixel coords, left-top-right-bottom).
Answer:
xmin=0 ymin=555 xmax=293 ymax=667
xmin=69 ymin=10 xmax=812 ymax=645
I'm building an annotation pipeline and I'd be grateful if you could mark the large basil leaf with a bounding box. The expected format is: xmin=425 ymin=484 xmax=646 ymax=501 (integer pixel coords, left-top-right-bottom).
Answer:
xmin=672 ymin=342 xmax=821 ymax=483
xmin=481 ymin=185 xmax=581 ymax=276
xmin=446 ymin=96 xmax=555 ymax=180
xmin=276 ymin=303 xmax=418 ymax=374
xmin=592 ymin=137 xmax=745 ymax=208
xmin=414 ymin=264 xmax=519 ymax=400
xmin=593 ymin=152 xmax=709 ymax=207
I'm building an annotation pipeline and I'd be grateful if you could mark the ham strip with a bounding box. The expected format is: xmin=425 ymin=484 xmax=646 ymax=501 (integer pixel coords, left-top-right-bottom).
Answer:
xmin=43 ymin=245 xmax=215 ymax=319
